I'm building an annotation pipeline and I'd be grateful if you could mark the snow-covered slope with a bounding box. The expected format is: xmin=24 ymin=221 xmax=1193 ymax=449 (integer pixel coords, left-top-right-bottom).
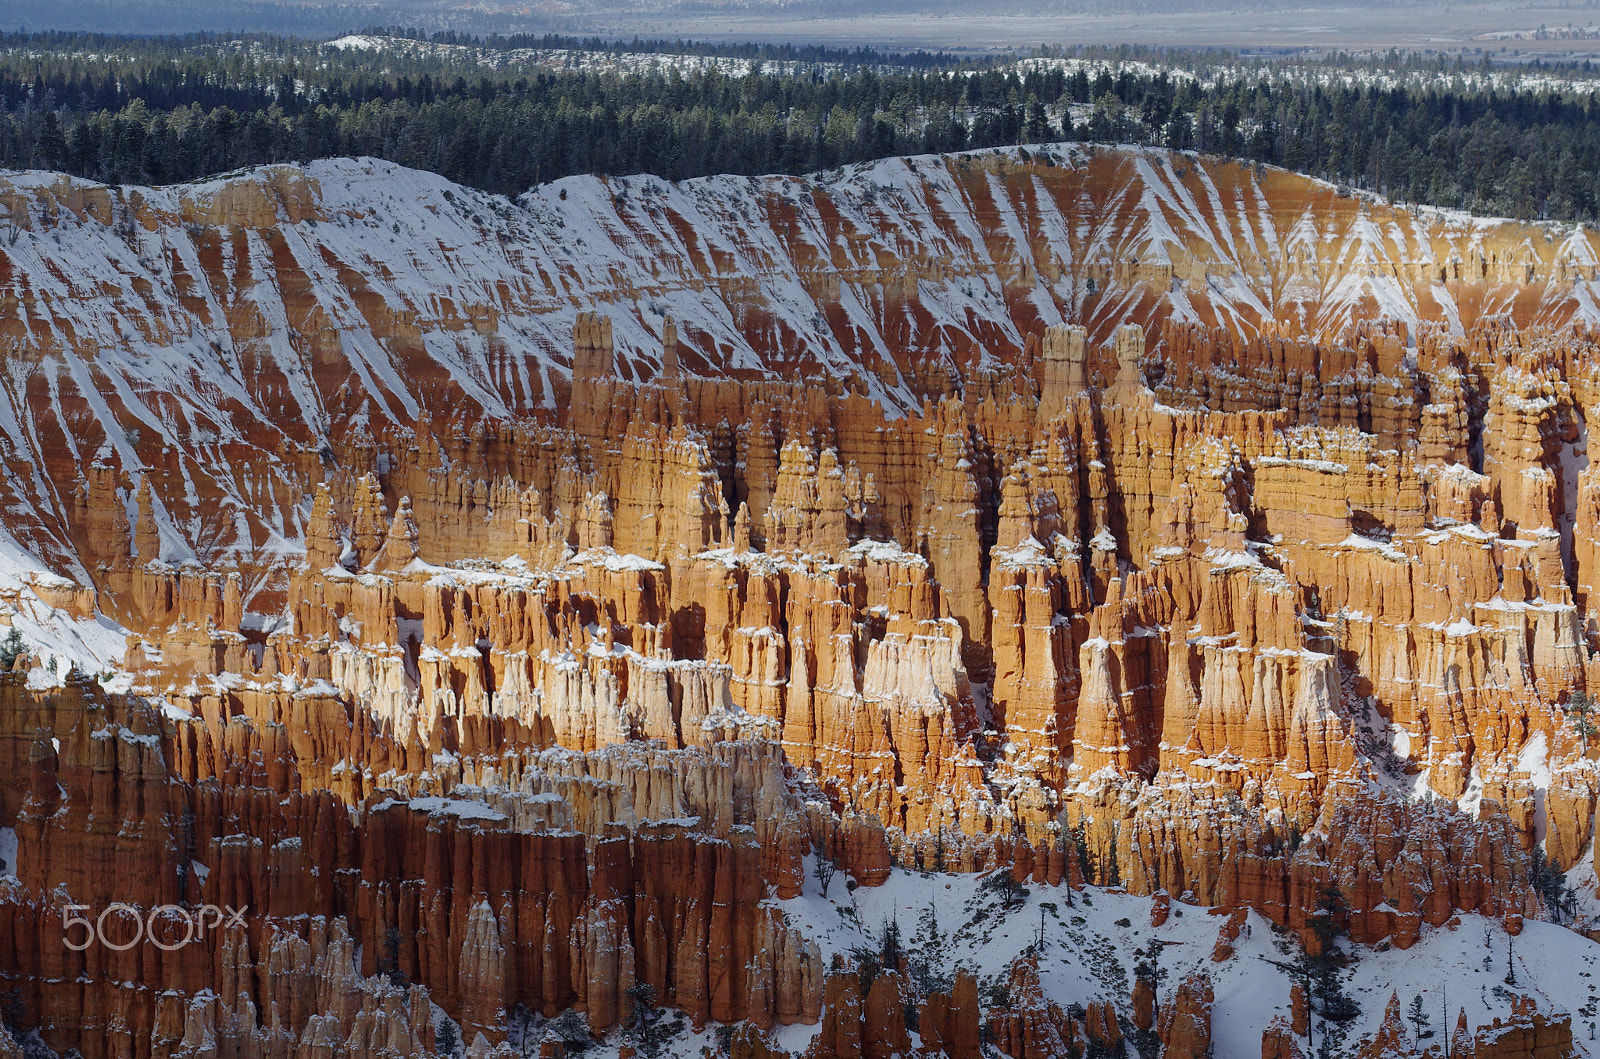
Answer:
xmin=781 ymin=867 xmax=1600 ymax=1057
xmin=550 ymin=865 xmax=1600 ymax=1058
xmin=0 ymin=145 xmax=1596 ymax=581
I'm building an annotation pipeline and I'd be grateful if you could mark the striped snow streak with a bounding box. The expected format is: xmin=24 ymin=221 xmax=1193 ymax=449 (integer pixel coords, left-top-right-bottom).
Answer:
xmin=0 ymin=145 xmax=1594 ymax=580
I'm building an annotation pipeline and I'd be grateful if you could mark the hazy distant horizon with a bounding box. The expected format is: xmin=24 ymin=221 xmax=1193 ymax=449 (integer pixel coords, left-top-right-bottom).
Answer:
xmin=4 ymin=0 xmax=1599 ymax=59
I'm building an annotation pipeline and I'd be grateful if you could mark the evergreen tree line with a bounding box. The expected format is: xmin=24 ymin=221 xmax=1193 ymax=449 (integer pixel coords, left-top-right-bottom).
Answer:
xmin=1 ymin=31 xmax=1600 ymax=218
xmin=372 ymin=26 xmax=965 ymax=68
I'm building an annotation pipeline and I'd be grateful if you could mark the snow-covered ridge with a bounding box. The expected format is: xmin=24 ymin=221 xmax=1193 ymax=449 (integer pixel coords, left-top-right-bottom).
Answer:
xmin=0 ymin=145 xmax=1595 ymax=583
xmin=1014 ymin=53 xmax=1600 ymax=98
xmin=324 ymin=34 xmax=854 ymax=78
xmin=321 ymin=36 xmax=1600 ymax=97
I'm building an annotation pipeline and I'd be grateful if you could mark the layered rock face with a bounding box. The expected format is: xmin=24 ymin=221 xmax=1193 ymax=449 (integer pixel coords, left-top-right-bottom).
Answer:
xmin=7 ymin=147 xmax=1600 ymax=1059
xmin=4 ymin=145 xmax=1600 ymax=593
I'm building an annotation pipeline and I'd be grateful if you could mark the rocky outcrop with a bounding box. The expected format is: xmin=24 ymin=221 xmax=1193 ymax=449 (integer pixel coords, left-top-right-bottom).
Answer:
xmin=1157 ymin=972 xmax=1213 ymax=1059
xmin=1461 ymin=997 xmax=1575 ymax=1059
xmin=1262 ymin=1017 xmax=1307 ymax=1059
xmin=1351 ymin=995 xmax=1576 ymax=1059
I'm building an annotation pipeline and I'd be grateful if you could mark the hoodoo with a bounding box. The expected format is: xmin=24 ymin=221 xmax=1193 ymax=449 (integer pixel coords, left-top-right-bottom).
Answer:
xmin=3 ymin=145 xmax=1600 ymax=1058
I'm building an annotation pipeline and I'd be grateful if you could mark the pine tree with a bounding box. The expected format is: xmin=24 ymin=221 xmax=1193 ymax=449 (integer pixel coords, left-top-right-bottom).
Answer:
xmin=846 ymin=919 xmax=903 ymax=994
xmin=813 ymin=848 xmax=837 ymax=898
xmin=1060 ymin=834 xmax=1075 ymax=907
xmin=912 ymin=899 xmax=948 ymax=993
xmin=381 ymin=925 xmax=407 ymax=986
xmin=625 ymin=982 xmax=657 ymax=1030
xmin=1069 ymin=824 xmax=1094 ymax=886
xmin=1298 ymin=884 xmax=1360 ymax=1057
xmin=983 ymin=868 xmax=1030 ymax=912
xmin=1530 ymin=847 xmax=1576 ymax=923
xmin=1443 ymin=983 xmax=1450 ymax=1059
xmin=0 ymin=628 xmax=25 ymax=671
xmin=35 ymin=112 xmax=66 ymax=170
xmin=1407 ymin=994 xmax=1432 ymax=1040
xmin=1134 ymin=940 xmax=1169 ymax=1025
xmin=1570 ymin=692 xmax=1597 ymax=755
xmin=1024 ymin=95 xmax=1047 ymax=142
xmin=625 ymin=983 xmax=670 ymax=1058
xmin=882 ymin=914 xmax=903 ymax=971
xmin=434 ymin=1018 xmax=458 ymax=1058
xmin=547 ymin=1010 xmax=592 ymax=1054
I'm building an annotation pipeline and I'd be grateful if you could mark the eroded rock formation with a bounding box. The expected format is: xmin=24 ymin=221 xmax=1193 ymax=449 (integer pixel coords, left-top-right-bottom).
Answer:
xmin=5 ymin=147 xmax=1600 ymax=1059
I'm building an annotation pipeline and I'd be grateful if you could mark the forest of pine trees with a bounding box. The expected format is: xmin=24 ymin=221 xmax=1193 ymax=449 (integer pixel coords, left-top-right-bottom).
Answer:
xmin=1 ymin=31 xmax=1600 ymax=219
